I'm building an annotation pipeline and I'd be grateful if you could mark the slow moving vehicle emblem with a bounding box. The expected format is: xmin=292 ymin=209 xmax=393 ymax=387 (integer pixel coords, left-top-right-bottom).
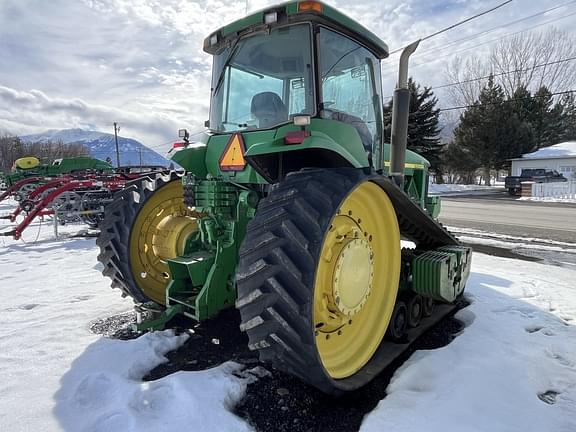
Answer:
xmin=219 ymin=133 xmax=246 ymax=171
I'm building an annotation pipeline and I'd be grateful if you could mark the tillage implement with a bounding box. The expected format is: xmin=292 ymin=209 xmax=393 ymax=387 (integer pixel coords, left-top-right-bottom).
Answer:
xmin=97 ymin=1 xmax=472 ymax=394
xmin=0 ymin=157 xmax=164 ymax=239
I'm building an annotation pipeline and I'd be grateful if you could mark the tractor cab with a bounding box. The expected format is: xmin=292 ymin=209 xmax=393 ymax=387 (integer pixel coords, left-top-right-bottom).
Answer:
xmin=206 ymin=9 xmax=384 ymax=156
xmin=182 ymin=1 xmax=392 ymax=183
xmin=169 ymin=1 xmax=432 ymax=209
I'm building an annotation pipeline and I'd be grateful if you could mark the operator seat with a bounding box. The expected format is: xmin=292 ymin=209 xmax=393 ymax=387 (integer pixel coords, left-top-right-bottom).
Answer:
xmin=251 ymin=92 xmax=288 ymax=128
xmin=324 ymin=109 xmax=373 ymax=153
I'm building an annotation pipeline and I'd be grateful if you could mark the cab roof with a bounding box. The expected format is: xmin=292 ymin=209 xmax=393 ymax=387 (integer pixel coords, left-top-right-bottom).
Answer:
xmin=203 ymin=1 xmax=389 ymax=59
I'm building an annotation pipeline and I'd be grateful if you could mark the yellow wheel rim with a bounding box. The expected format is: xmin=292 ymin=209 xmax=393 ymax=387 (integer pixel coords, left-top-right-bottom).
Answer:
xmin=129 ymin=180 xmax=197 ymax=305
xmin=313 ymin=181 xmax=401 ymax=379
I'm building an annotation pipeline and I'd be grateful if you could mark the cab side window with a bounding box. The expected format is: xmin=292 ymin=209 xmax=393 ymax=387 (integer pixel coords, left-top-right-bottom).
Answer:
xmin=318 ymin=28 xmax=383 ymax=153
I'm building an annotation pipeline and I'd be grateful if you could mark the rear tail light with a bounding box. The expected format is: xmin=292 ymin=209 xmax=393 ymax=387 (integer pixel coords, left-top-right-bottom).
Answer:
xmin=284 ymin=130 xmax=310 ymax=145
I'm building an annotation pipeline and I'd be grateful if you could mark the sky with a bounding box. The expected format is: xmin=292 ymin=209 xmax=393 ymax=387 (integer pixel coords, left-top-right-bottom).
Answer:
xmin=0 ymin=0 xmax=575 ymax=151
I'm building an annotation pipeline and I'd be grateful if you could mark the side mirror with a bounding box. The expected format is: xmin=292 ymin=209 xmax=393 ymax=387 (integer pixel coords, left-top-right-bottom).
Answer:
xmin=178 ymin=129 xmax=190 ymax=143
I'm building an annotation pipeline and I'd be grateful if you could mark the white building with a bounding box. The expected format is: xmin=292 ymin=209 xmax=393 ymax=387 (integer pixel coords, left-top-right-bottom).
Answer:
xmin=510 ymin=142 xmax=576 ymax=180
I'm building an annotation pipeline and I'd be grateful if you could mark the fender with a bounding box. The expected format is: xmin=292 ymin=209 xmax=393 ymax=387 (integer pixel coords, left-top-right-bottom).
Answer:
xmin=169 ymin=144 xmax=209 ymax=178
xmin=244 ymin=119 xmax=370 ymax=182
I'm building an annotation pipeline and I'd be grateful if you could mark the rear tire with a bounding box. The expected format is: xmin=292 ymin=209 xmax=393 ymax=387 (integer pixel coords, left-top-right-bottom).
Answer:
xmin=236 ymin=168 xmax=401 ymax=394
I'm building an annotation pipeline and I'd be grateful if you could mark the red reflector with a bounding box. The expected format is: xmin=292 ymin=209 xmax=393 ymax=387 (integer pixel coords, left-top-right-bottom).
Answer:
xmin=172 ymin=142 xmax=186 ymax=149
xmin=284 ymin=130 xmax=310 ymax=145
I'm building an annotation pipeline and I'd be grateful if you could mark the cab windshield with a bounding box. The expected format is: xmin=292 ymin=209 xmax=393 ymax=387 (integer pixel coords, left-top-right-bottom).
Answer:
xmin=209 ymin=24 xmax=314 ymax=133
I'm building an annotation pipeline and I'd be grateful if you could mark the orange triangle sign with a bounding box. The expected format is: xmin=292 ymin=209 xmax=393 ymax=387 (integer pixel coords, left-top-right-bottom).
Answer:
xmin=219 ymin=133 xmax=247 ymax=171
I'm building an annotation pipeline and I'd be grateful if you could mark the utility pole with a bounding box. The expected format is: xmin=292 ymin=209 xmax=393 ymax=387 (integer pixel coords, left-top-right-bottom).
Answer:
xmin=113 ymin=122 xmax=121 ymax=168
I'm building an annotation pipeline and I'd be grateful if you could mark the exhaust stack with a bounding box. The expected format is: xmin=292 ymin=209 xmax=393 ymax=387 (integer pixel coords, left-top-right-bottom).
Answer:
xmin=390 ymin=40 xmax=420 ymax=188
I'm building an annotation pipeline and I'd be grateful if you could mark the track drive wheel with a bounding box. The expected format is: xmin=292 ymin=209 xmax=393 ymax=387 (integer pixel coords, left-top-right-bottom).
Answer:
xmin=236 ymin=169 xmax=401 ymax=394
xmin=96 ymin=171 xmax=198 ymax=305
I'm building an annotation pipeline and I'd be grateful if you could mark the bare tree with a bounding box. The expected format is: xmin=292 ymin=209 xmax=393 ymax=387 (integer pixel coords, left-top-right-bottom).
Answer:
xmin=491 ymin=28 xmax=576 ymax=97
xmin=0 ymin=134 xmax=88 ymax=173
xmin=444 ymin=27 xmax=576 ymax=104
xmin=444 ymin=56 xmax=491 ymax=107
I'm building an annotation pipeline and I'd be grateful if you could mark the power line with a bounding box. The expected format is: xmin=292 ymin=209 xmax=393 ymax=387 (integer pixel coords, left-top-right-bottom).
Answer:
xmin=382 ymin=55 xmax=576 ymax=99
xmin=388 ymin=1 xmax=576 ymax=59
xmin=389 ymin=0 xmax=514 ymax=55
xmin=90 ymin=149 xmax=163 ymax=155
xmin=427 ymin=1 xmax=576 ymax=55
xmin=433 ymin=56 xmax=576 ymax=90
xmin=385 ymin=8 xmax=576 ymax=73
xmin=438 ymin=89 xmax=576 ymax=112
xmin=145 ymin=129 xmax=206 ymax=151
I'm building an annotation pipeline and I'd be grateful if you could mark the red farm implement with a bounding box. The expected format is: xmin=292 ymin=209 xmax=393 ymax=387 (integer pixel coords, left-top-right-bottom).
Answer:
xmin=0 ymin=176 xmax=44 ymax=204
xmin=0 ymin=175 xmax=136 ymax=240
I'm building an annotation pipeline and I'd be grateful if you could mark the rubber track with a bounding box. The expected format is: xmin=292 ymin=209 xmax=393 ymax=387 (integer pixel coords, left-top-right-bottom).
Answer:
xmin=96 ymin=171 xmax=180 ymax=303
xmin=236 ymin=168 xmax=459 ymax=394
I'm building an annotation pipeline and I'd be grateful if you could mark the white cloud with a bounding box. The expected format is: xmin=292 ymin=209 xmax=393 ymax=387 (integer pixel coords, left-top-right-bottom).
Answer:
xmin=0 ymin=85 xmax=181 ymax=146
xmin=1 ymin=0 xmax=575 ymax=149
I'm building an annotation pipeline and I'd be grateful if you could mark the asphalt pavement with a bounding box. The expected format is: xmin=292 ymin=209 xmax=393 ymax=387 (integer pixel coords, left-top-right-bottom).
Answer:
xmin=439 ymin=191 xmax=576 ymax=244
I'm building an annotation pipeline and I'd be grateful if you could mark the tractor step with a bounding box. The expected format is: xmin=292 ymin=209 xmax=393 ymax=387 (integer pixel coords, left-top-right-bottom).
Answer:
xmin=132 ymin=294 xmax=202 ymax=331
xmin=132 ymin=303 xmax=185 ymax=332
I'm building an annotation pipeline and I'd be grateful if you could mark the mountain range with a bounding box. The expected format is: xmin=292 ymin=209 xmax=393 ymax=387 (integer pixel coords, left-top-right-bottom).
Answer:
xmin=21 ymin=128 xmax=171 ymax=167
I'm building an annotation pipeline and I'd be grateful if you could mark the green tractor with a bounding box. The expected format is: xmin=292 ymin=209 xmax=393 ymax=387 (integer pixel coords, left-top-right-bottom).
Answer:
xmin=97 ymin=0 xmax=471 ymax=394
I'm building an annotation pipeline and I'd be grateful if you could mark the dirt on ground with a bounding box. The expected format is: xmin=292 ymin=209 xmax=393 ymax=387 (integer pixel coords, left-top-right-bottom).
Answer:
xmin=92 ymin=301 xmax=468 ymax=432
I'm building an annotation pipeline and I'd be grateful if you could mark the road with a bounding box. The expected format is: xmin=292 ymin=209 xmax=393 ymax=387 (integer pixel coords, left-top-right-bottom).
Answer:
xmin=439 ymin=193 xmax=576 ymax=244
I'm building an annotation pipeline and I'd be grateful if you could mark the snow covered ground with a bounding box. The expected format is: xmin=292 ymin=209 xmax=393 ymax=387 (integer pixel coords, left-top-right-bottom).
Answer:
xmin=448 ymin=226 xmax=576 ymax=269
xmin=0 ymin=199 xmax=253 ymax=432
xmin=429 ymin=183 xmax=504 ymax=195
xmin=1 ymin=199 xmax=575 ymax=432
xmin=520 ymin=195 xmax=576 ymax=204
xmin=362 ymin=253 xmax=576 ymax=432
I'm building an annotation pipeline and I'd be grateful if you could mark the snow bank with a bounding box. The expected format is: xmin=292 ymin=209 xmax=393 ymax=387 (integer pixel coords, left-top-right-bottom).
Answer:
xmin=362 ymin=254 xmax=576 ymax=432
xmin=0 ymin=201 xmax=252 ymax=432
xmin=429 ymin=183 xmax=502 ymax=195
xmin=521 ymin=141 xmax=576 ymax=159
xmin=520 ymin=196 xmax=576 ymax=204
xmin=53 ymin=332 xmax=251 ymax=432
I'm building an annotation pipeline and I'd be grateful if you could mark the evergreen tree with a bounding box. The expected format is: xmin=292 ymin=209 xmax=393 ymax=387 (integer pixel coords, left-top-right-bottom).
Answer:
xmin=509 ymin=86 xmax=537 ymax=153
xmin=557 ymin=93 xmax=576 ymax=142
xmin=452 ymin=77 xmax=532 ymax=185
xmin=531 ymin=87 xmax=562 ymax=148
xmin=442 ymin=141 xmax=480 ymax=184
xmin=510 ymin=85 xmax=568 ymax=149
xmin=383 ymin=78 xmax=443 ymax=176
